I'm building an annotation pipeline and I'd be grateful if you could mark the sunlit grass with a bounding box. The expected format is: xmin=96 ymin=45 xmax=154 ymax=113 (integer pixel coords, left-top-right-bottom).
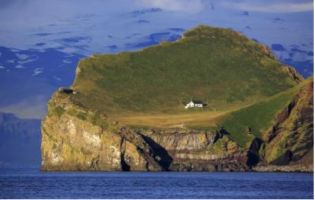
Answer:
xmin=71 ymin=25 xmax=296 ymax=115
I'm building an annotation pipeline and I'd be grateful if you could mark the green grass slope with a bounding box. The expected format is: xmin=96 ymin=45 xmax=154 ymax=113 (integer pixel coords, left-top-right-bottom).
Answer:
xmin=218 ymin=80 xmax=310 ymax=147
xmin=71 ymin=25 xmax=298 ymax=115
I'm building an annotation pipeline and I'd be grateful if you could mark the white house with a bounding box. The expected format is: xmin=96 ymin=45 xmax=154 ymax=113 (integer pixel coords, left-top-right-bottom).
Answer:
xmin=185 ymin=100 xmax=204 ymax=109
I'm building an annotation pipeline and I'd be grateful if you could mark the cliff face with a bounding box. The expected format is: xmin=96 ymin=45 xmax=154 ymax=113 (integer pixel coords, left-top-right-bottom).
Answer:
xmin=41 ymin=105 xmax=247 ymax=171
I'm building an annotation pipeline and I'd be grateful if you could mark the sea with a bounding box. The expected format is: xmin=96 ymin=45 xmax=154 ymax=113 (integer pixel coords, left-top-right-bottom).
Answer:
xmin=0 ymin=168 xmax=313 ymax=199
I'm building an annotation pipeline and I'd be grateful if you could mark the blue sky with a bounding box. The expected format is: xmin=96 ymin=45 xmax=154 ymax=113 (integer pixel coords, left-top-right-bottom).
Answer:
xmin=0 ymin=0 xmax=313 ymax=119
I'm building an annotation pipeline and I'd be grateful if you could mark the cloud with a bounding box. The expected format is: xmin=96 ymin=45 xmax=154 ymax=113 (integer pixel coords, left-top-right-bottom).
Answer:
xmin=271 ymin=43 xmax=286 ymax=51
xmin=130 ymin=8 xmax=162 ymax=16
xmin=136 ymin=0 xmax=205 ymax=13
xmin=107 ymin=45 xmax=118 ymax=51
xmin=32 ymin=67 xmax=43 ymax=76
xmin=15 ymin=53 xmax=29 ymax=60
xmin=62 ymin=59 xmax=73 ymax=64
xmin=33 ymin=32 xmax=53 ymax=37
xmin=6 ymin=60 xmax=15 ymax=64
xmin=15 ymin=64 xmax=24 ymax=69
xmin=136 ymin=19 xmax=150 ymax=23
xmin=221 ymin=1 xmax=313 ymax=13
xmin=18 ymin=57 xmax=38 ymax=64
xmin=125 ymin=31 xmax=181 ymax=49
xmin=242 ymin=11 xmax=249 ymax=16
xmin=272 ymin=17 xmax=285 ymax=23
xmin=168 ymin=28 xmax=185 ymax=32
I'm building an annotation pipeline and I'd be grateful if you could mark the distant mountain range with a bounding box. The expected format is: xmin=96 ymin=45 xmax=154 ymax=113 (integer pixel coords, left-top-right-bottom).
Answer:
xmin=0 ymin=112 xmax=40 ymax=167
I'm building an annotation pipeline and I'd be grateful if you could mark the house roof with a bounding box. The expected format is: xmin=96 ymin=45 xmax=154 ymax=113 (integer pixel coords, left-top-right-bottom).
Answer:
xmin=190 ymin=100 xmax=203 ymax=104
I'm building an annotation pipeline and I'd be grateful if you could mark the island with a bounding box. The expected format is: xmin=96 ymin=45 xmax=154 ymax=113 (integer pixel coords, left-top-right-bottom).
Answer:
xmin=41 ymin=25 xmax=313 ymax=172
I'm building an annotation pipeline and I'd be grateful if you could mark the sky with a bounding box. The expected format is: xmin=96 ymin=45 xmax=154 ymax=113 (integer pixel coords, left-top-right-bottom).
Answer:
xmin=0 ymin=0 xmax=313 ymax=119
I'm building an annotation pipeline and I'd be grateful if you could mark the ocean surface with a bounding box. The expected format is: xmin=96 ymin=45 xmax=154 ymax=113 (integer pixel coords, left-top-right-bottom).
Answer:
xmin=0 ymin=168 xmax=313 ymax=199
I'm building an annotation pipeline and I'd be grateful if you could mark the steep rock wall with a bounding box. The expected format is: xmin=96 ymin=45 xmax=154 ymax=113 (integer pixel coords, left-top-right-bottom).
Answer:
xmin=41 ymin=100 xmax=248 ymax=171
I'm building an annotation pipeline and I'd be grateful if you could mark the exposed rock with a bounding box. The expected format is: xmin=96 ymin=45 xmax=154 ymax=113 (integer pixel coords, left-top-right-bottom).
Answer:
xmin=253 ymin=164 xmax=313 ymax=172
xmin=282 ymin=65 xmax=304 ymax=83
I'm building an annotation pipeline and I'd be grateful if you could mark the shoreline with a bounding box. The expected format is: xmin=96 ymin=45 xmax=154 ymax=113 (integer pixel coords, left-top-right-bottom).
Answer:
xmin=39 ymin=167 xmax=313 ymax=173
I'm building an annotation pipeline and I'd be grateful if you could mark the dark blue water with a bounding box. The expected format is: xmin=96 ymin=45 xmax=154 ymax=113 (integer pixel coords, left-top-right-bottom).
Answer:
xmin=0 ymin=168 xmax=313 ymax=199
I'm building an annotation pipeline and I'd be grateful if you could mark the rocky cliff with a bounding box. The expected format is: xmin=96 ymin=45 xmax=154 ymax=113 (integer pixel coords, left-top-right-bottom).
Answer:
xmin=41 ymin=100 xmax=246 ymax=171
xmin=41 ymin=25 xmax=313 ymax=172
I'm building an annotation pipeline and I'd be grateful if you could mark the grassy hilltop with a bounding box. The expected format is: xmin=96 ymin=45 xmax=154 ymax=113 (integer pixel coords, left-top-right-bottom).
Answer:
xmin=72 ymin=25 xmax=298 ymax=115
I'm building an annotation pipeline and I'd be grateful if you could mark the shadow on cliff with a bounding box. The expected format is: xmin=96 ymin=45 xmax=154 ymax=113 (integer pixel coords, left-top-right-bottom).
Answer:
xmin=246 ymin=138 xmax=263 ymax=168
xmin=140 ymin=134 xmax=173 ymax=170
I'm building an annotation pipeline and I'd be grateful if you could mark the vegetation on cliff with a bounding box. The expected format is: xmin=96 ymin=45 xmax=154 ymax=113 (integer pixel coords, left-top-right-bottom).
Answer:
xmin=219 ymin=80 xmax=309 ymax=147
